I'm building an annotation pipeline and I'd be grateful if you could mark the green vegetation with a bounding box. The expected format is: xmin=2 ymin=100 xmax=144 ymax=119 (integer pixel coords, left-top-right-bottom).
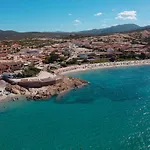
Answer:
xmin=60 ymin=62 xmax=67 ymax=67
xmin=66 ymin=58 xmax=78 ymax=65
xmin=18 ymin=39 xmax=56 ymax=48
xmin=82 ymin=58 xmax=89 ymax=63
xmin=44 ymin=52 xmax=60 ymax=64
xmin=17 ymin=66 xmax=41 ymax=78
xmin=139 ymin=52 xmax=146 ymax=59
xmin=91 ymin=58 xmax=109 ymax=64
xmin=43 ymin=51 xmax=66 ymax=64
xmin=47 ymin=69 xmax=55 ymax=74
xmin=118 ymin=52 xmax=148 ymax=61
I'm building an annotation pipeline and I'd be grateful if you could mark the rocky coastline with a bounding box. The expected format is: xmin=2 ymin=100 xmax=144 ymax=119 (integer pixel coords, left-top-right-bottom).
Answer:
xmin=5 ymin=76 xmax=88 ymax=101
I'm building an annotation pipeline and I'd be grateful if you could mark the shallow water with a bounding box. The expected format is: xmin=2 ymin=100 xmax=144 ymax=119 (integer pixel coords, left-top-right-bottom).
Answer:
xmin=1 ymin=65 xmax=150 ymax=150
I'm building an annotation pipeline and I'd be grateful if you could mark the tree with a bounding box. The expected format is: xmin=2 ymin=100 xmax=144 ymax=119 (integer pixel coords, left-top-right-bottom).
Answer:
xmin=139 ymin=52 xmax=146 ymax=60
xmin=109 ymin=57 xmax=115 ymax=62
xmin=17 ymin=65 xmax=41 ymax=78
xmin=48 ymin=52 xmax=59 ymax=63
xmin=66 ymin=58 xmax=78 ymax=65
xmin=82 ymin=58 xmax=89 ymax=63
xmin=44 ymin=52 xmax=60 ymax=64
xmin=60 ymin=62 xmax=67 ymax=67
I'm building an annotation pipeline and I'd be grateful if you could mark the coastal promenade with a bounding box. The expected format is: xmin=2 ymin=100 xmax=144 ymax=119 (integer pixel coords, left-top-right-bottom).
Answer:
xmin=1 ymin=59 xmax=150 ymax=101
xmin=6 ymin=71 xmax=62 ymax=88
xmin=55 ymin=59 xmax=150 ymax=75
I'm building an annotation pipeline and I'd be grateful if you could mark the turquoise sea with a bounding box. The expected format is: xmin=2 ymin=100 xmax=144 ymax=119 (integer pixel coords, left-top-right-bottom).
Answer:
xmin=1 ymin=65 xmax=150 ymax=150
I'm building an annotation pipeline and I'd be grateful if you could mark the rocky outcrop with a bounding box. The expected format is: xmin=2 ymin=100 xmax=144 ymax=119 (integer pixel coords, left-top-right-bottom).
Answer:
xmin=5 ymin=76 xmax=88 ymax=100
xmin=5 ymin=84 xmax=29 ymax=95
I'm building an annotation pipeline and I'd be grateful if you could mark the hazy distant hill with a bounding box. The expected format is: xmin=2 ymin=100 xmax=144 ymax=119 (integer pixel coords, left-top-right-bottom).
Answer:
xmin=0 ymin=24 xmax=150 ymax=40
xmin=79 ymin=24 xmax=141 ymax=35
xmin=0 ymin=31 xmax=71 ymax=40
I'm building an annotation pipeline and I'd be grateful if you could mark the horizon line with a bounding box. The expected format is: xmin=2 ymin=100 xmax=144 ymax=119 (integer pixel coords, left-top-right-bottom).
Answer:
xmin=0 ymin=23 xmax=149 ymax=33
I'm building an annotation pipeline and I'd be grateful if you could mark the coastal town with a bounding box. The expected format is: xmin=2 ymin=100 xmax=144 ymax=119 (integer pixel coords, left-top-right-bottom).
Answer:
xmin=1 ymin=0 xmax=150 ymax=149
xmin=0 ymin=29 xmax=150 ymax=100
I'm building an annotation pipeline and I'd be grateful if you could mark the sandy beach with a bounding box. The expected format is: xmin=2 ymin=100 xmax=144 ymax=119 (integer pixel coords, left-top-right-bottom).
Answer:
xmin=55 ymin=60 xmax=150 ymax=75
xmin=1 ymin=59 xmax=150 ymax=102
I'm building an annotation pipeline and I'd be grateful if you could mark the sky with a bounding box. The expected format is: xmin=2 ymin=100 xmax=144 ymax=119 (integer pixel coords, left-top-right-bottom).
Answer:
xmin=0 ymin=0 xmax=150 ymax=32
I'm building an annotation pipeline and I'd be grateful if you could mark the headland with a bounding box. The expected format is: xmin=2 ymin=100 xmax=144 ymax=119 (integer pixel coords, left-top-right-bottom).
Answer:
xmin=2 ymin=71 xmax=88 ymax=101
xmin=1 ymin=60 xmax=150 ymax=101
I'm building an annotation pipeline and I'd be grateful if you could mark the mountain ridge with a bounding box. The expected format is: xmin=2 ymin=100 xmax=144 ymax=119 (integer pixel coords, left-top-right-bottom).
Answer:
xmin=0 ymin=24 xmax=150 ymax=40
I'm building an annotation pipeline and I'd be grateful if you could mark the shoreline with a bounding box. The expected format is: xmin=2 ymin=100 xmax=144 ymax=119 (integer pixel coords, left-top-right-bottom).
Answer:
xmin=1 ymin=59 xmax=150 ymax=102
xmin=55 ymin=60 xmax=150 ymax=75
xmin=2 ymin=76 xmax=88 ymax=101
xmin=0 ymin=94 xmax=26 ymax=102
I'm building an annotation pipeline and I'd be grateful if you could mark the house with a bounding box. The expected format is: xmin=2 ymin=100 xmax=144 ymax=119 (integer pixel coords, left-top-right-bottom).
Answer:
xmin=0 ymin=60 xmax=24 ymax=74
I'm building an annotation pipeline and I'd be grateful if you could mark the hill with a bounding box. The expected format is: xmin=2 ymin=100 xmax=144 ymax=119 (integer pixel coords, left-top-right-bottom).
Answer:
xmin=79 ymin=24 xmax=141 ymax=35
xmin=0 ymin=24 xmax=150 ymax=40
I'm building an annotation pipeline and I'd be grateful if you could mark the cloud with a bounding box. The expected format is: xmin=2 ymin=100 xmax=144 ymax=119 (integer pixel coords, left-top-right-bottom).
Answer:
xmin=94 ymin=12 xmax=102 ymax=16
xmin=116 ymin=11 xmax=137 ymax=20
xmin=68 ymin=13 xmax=72 ymax=16
xmin=74 ymin=19 xmax=81 ymax=23
xmin=101 ymin=24 xmax=108 ymax=28
xmin=73 ymin=19 xmax=82 ymax=26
